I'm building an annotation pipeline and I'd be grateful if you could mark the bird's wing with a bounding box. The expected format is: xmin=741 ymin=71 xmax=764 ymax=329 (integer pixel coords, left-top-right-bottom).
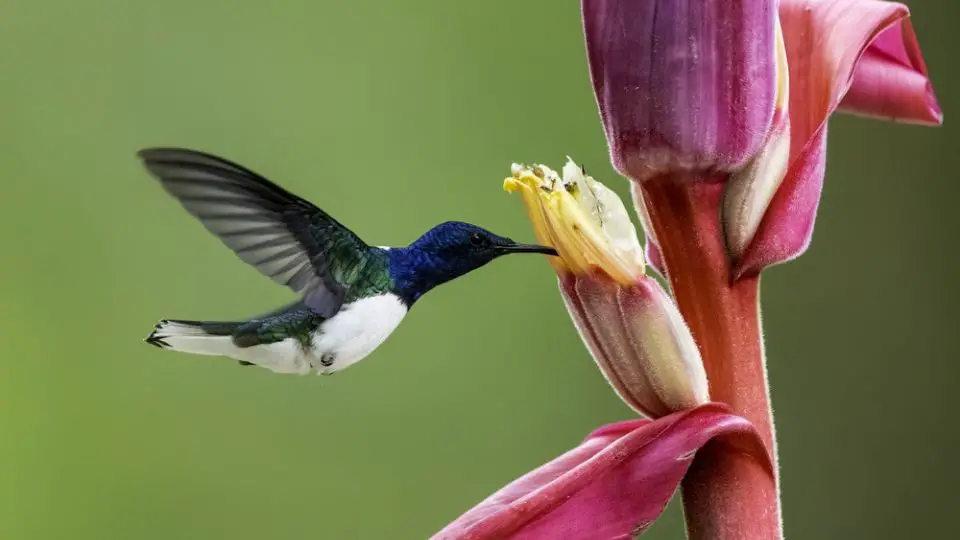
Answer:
xmin=138 ymin=147 xmax=369 ymax=317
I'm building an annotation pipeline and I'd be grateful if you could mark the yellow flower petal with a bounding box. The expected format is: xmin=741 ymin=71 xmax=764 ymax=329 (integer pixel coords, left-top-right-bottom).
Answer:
xmin=550 ymin=190 xmax=638 ymax=284
xmin=504 ymin=161 xmax=643 ymax=284
xmin=543 ymin=192 xmax=591 ymax=272
xmin=504 ymin=176 xmax=569 ymax=274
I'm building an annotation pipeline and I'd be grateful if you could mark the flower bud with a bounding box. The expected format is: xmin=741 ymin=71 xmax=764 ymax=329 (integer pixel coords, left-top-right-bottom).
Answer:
xmin=582 ymin=0 xmax=778 ymax=182
xmin=506 ymin=161 xmax=708 ymax=417
xmin=562 ymin=272 xmax=709 ymax=417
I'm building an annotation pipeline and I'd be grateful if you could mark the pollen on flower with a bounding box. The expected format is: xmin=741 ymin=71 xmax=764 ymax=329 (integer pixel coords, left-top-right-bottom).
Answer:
xmin=504 ymin=159 xmax=645 ymax=284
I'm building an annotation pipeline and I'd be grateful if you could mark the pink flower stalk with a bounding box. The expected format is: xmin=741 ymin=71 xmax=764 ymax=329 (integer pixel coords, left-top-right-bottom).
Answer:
xmin=436 ymin=1 xmax=940 ymax=539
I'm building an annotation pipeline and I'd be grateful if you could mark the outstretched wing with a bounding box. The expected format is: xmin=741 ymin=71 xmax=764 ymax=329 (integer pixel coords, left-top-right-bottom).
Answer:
xmin=138 ymin=148 xmax=369 ymax=317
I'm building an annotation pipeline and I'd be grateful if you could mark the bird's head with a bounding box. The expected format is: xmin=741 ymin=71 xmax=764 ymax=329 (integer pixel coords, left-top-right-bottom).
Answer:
xmin=416 ymin=221 xmax=556 ymax=273
xmin=393 ymin=221 xmax=556 ymax=302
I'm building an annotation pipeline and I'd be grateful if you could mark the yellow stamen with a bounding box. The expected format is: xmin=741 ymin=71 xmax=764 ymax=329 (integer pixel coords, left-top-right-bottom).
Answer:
xmin=504 ymin=163 xmax=645 ymax=284
xmin=505 ymin=177 xmax=569 ymax=274
xmin=543 ymin=192 xmax=592 ymax=272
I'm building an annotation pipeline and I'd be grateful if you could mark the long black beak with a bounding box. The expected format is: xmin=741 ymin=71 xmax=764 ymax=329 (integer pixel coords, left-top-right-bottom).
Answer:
xmin=499 ymin=243 xmax=558 ymax=256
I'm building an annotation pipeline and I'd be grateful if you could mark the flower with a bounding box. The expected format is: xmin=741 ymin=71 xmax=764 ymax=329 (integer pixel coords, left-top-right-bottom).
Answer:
xmin=578 ymin=1 xmax=941 ymax=539
xmin=504 ymin=161 xmax=644 ymax=283
xmin=438 ymin=1 xmax=941 ymax=538
xmin=505 ymin=161 xmax=708 ymax=418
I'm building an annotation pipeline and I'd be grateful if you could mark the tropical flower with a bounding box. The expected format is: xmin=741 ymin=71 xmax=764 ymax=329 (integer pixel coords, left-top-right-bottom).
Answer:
xmin=438 ymin=1 xmax=941 ymax=538
xmin=504 ymin=161 xmax=708 ymax=417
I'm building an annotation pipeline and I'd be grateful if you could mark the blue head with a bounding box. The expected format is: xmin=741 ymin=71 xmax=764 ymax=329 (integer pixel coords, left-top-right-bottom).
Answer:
xmin=388 ymin=221 xmax=557 ymax=304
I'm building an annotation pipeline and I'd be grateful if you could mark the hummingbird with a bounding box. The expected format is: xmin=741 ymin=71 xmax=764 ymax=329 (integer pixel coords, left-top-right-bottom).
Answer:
xmin=139 ymin=148 xmax=557 ymax=375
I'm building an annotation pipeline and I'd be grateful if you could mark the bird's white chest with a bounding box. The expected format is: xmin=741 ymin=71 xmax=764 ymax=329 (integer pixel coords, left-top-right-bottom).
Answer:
xmin=311 ymin=293 xmax=408 ymax=374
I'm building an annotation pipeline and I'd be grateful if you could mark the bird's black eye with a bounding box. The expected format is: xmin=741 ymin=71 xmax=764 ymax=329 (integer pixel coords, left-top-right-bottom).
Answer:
xmin=469 ymin=233 xmax=487 ymax=247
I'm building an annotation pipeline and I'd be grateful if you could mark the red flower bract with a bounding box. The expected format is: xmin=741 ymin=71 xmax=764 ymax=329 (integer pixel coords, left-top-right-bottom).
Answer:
xmin=433 ymin=404 xmax=770 ymax=540
xmin=735 ymin=0 xmax=942 ymax=276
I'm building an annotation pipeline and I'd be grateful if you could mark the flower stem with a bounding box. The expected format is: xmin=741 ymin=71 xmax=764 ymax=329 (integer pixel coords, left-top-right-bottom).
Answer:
xmin=639 ymin=178 xmax=782 ymax=540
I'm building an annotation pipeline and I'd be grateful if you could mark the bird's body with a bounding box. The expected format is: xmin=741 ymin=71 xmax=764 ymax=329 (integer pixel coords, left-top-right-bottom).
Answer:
xmin=139 ymin=148 xmax=555 ymax=375
xmin=153 ymin=294 xmax=407 ymax=375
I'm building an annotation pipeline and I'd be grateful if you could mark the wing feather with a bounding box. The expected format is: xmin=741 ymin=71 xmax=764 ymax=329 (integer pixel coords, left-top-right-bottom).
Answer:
xmin=138 ymin=148 xmax=370 ymax=317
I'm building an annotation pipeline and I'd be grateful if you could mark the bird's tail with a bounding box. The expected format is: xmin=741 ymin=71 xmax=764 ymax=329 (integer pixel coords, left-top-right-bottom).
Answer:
xmin=145 ymin=319 xmax=242 ymax=357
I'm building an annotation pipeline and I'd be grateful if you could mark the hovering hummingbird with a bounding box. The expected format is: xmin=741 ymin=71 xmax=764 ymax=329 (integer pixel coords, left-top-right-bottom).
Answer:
xmin=139 ymin=148 xmax=557 ymax=375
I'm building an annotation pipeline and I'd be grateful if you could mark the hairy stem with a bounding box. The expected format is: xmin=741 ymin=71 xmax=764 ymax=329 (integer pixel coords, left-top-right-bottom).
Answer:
xmin=639 ymin=178 xmax=782 ymax=540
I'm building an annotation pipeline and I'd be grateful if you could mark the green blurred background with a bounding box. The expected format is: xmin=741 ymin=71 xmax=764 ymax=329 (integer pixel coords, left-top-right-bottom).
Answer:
xmin=1 ymin=1 xmax=957 ymax=538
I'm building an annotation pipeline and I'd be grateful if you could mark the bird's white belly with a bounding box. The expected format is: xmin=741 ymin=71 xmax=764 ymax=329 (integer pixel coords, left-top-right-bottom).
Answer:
xmin=311 ymin=293 xmax=408 ymax=375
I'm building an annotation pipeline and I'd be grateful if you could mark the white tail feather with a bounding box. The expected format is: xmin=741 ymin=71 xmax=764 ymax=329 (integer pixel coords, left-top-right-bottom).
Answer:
xmin=147 ymin=321 xmax=239 ymax=356
xmin=157 ymin=321 xmax=210 ymax=336
xmin=160 ymin=335 xmax=237 ymax=356
xmin=146 ymin=320 xmax=310 ymax=374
